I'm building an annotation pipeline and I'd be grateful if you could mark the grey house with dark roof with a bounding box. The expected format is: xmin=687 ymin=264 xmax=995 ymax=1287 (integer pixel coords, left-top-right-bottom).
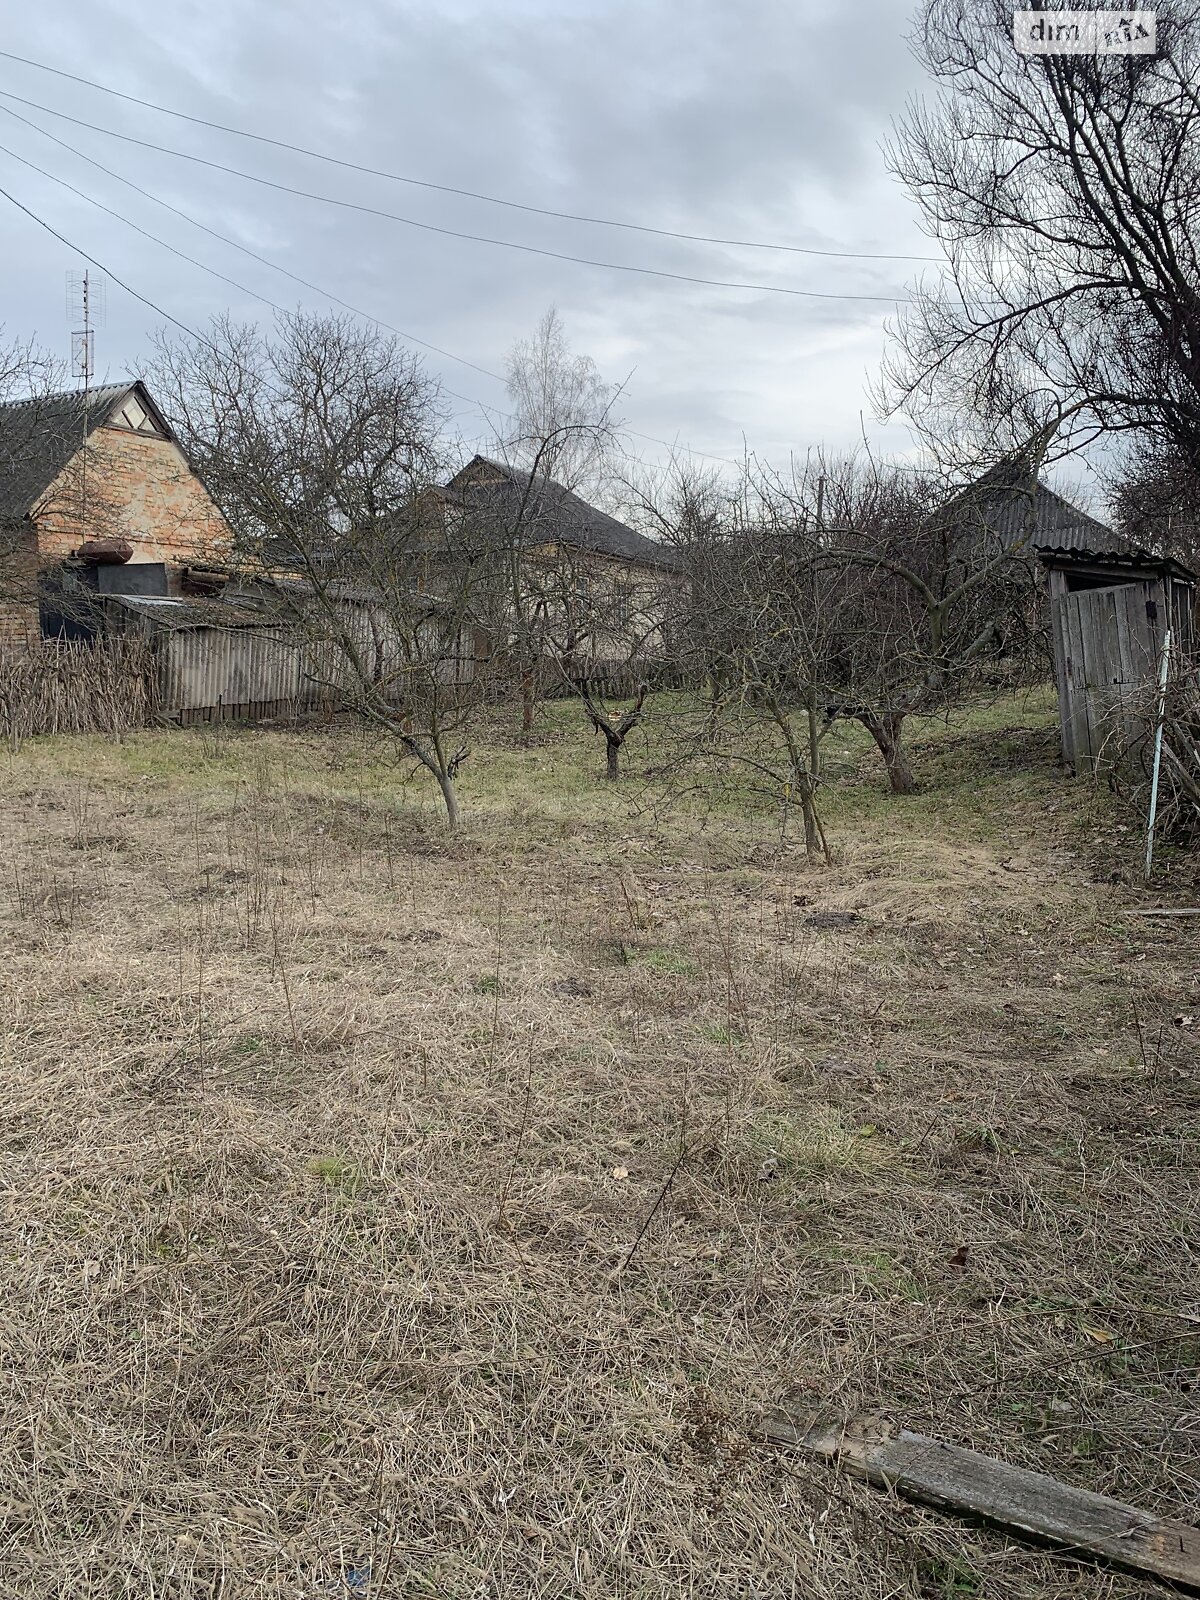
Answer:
xmin=441 ymin=456 xmax=680 ymax=573
xmin=421 ymin=456 xmax=684 ymax=677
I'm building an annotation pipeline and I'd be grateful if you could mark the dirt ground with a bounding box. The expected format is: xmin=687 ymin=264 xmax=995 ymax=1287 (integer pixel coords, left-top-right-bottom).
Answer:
xmin=0 ymin=692 xmax=1196 ymax=1598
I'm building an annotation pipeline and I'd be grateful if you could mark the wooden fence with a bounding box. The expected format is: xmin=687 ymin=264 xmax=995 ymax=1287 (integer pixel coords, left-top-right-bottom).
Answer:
xmin=0 ymin=639 xmax=159 ymax=742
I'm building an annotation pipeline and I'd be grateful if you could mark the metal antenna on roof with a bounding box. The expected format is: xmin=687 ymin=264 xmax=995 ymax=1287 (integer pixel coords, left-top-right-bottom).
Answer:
xmin=66 ymin=269 xmax=105 ymax=533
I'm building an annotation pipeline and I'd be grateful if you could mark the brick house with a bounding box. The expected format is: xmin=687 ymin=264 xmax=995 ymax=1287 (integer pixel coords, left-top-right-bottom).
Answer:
xmin=0 ymin=380 xmax=230 ymax=646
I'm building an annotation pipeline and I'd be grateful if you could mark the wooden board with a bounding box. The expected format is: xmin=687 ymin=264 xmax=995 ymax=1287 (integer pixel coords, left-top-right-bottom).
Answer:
xmin=1056 ymin=581 xmax=1161 ymax=772
xmin=764 ymin=1411 xmax=1200 ymax=1592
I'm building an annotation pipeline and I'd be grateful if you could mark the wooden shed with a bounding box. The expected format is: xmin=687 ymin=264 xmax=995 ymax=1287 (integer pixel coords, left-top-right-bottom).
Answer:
xmin=101 ymin=594 xmax=327 ymax=723
xmin=1041 ymin=546 xmax=1196 ymax=773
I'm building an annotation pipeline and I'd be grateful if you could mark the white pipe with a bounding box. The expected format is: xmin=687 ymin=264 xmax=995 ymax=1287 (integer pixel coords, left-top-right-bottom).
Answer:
xmin=1144 ymin=626 xmax=1173 ymax=884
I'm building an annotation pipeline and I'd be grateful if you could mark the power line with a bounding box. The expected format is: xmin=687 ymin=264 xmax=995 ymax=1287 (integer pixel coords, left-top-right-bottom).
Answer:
xmin=0 ymin=101 xmax=509 ymax=393
xmin=0 ymin=175 xmax=209 ymax=346
xmin=0 ymin=48 xmax=941 ymax=265
xmin=0 ymin=88 xmax=912 ymax=304
xmin=0 ymin=141 xmax=756 ymax=464
xmin=0 ymin=141 xmax=884 ymax=478
xmin=0 ymin=156 xmax=506 ymax=430
xmin=0 ymin=138 xmax=292 ymax=314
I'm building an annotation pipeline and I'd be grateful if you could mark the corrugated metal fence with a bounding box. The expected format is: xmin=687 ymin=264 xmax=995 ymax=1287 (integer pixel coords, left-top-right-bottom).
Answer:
xmin=160 ymin=624 xmax=327 ymax=723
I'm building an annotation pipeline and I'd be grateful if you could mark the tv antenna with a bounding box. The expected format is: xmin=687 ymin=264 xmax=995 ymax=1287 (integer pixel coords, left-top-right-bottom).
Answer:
xmin=67 ymin=269 xmax=105 ymax=388
xmin=66 ymin=269 xmax=106 ymax=531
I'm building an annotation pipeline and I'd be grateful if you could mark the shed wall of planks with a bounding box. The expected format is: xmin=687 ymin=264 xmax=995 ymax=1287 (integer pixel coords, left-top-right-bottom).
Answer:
xmin=1053 ymin=580 xmax=1160 ymax=771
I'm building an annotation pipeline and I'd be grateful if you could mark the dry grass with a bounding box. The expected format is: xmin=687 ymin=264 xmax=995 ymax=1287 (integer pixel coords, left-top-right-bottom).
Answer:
xmin=0 ymin=693 xmax=1196 ymax=1598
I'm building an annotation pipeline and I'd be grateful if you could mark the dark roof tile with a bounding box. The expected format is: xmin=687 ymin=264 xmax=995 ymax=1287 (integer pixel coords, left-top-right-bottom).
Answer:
xmin=445 ymin=456 xmax=680 ymax=571
xmin=0 ymin=381 xmax=160 ymax=523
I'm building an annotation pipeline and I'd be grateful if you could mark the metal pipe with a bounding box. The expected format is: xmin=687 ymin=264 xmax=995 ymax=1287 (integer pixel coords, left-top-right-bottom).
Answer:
xmin=1145 ymin=626 xmax=1173 ymax=884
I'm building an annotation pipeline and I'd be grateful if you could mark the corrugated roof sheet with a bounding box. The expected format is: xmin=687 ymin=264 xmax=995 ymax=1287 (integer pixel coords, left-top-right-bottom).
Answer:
xmin=0 ymin=383 xmax=139 ymax=522
xmin=977 ymin=482 xmax=1124 ymax=554
xmin=102 ymin=594 xmax=272 ymax=630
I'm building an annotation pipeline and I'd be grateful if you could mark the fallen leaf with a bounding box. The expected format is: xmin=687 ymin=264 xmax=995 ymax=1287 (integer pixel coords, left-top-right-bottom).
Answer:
xmin=611 ymin=1166 xmax=629 ymax=1181
xmin=1080 ymin=1325 xmax=1114 ymax=1343
xmin=857 ymin=1124 xmax=877 ymax=1138
xmin=82 ymin=1259 xmax=101 ymax=1281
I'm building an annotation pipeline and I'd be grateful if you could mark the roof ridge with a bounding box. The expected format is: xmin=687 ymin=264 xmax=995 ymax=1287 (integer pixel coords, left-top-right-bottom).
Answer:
xmin=0 ymin=380 xmax=131 ymax=417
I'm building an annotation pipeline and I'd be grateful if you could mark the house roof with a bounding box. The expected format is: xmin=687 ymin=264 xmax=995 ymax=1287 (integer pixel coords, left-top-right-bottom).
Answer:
xmin=985 ymin=483 xmax=1123 ymax=555
xmin=949 ymin=462 xmax=1124 ymax=555
xmin=0 ymin=380 xmax=171 ymax=523
xmin=443 ymin=457 xmax=680 ymax=572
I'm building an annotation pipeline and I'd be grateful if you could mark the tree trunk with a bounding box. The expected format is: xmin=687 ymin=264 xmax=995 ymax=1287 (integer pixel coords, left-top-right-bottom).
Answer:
xmin=859 ymin=711 xmax=918 ymax=795
xmin=520 ymin=673 xmax=536 ymax=745
xmin=435 ymin=769 xmax=460 ymax=828
xmin=606 ymin=736 xmax=621 ymax=780
xmin=794 ymin=770 xmax=827 ymax=859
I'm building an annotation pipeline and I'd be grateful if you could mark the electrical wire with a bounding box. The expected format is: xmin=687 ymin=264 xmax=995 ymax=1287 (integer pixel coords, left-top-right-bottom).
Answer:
xmin=0 ymin=48 xmax=941 ymax=264
xmin=0 ymin=87 xmax=912 ymax=303
xmin=0 ymin=140 xmax=872 ymax=475
xmin=0 ymin=101 xmax=509 ymax=390
xmin=0 ymin=176 xmax=209 ymax=345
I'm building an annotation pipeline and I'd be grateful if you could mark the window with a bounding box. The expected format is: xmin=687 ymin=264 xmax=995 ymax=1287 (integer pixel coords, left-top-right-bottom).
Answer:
xmin=113 ymin=394 xmax=162 ymax=435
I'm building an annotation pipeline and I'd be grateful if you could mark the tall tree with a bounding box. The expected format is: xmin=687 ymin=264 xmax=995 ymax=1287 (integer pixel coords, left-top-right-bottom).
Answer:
xmin=819 ymin=455 xmax=1047 ymax=793
xmin=884 ymin=0 xmax=1200 ymax=475
xmin=504 ymin=308 xmax=618 ymax=491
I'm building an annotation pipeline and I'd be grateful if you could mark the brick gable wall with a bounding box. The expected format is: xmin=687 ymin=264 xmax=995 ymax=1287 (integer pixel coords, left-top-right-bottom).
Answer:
xmin=35 ymin=425 xmax=230 ymax=577
xmin=0 ymin=528 xmax=39 ymax=649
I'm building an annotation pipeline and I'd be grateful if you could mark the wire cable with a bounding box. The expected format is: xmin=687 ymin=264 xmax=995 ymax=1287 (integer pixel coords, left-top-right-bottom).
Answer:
xmin=0 ymin=142 xmax=876 ymax=476
xmin=0 ymin=101 xmax=509 ymax=390
xmin=0 ymin=48 xmax=941 ymax=264
xmin=0 ymin=175 xmax=210 ymax=347
xmin=0 ymin=88 xmax=912 ymax=303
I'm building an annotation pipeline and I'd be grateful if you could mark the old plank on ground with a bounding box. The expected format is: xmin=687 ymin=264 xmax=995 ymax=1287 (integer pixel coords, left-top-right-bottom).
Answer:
xmin=764 ymin=1411 xmax=1200 ymax=1592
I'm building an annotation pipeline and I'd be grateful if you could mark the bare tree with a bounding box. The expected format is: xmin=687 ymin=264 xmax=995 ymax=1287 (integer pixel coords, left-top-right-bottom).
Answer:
xmin=504 ymin=308 xmax=618 ymax=492
xmin=650 ymin=446 xmax=1047 ymax=813
xmin=819 ymin=452 xmax=1049 ymax=793
xmin=644 ymin=457 xmax=844 ymax=856
xmin=532 ymin=534 xmax=678 ymax=778
xmin=624 ymin=454 xmax=734 ymax=716
xmin=883 ymin=0 xmax=1200 ymax=479
xmin=151 ymin=312 xmax=490 ymax=828
xmin=440 ymin=430 xmax=679 ymax=766
xmin=446 ymin=316 xmax=632 ymax=745
xmin=1110 ymin=440 xmax=1200 ymax=563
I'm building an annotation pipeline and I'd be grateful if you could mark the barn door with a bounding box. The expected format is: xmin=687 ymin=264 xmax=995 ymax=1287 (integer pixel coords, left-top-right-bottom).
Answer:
xmin=1056 ymin=581 xmax=1161 ymax=771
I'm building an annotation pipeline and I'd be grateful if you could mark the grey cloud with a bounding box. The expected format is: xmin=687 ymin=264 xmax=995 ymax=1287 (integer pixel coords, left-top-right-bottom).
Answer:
xmin=0 ymin=0 xmax=937 ymax=469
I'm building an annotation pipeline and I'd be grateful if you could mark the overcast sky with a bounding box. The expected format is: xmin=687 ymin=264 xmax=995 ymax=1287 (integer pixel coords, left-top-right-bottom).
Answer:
xmin=0 ymin=0 xmax=941 ymax=476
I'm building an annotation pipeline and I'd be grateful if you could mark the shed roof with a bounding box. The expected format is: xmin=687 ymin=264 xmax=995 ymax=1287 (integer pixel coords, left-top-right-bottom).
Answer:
xmin=443 ymin=457 xmax=680 ymax=572
xmin=1036 ymin=545 xmax=1197 ymax=583
xmin=985 ymin=484 xmax=1123 ymax=555
xmin=0 ymin=380 xmax=171 ymax=523
xmin=950 ymin=462 xmax=1124 ymax=555
xmin=102 ymin=594 xmax=273 ymax=631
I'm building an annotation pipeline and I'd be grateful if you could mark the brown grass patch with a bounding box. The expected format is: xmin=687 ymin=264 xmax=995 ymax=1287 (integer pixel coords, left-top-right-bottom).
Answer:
xmin=0 ymin=701 xmax=1195 ymax=1597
